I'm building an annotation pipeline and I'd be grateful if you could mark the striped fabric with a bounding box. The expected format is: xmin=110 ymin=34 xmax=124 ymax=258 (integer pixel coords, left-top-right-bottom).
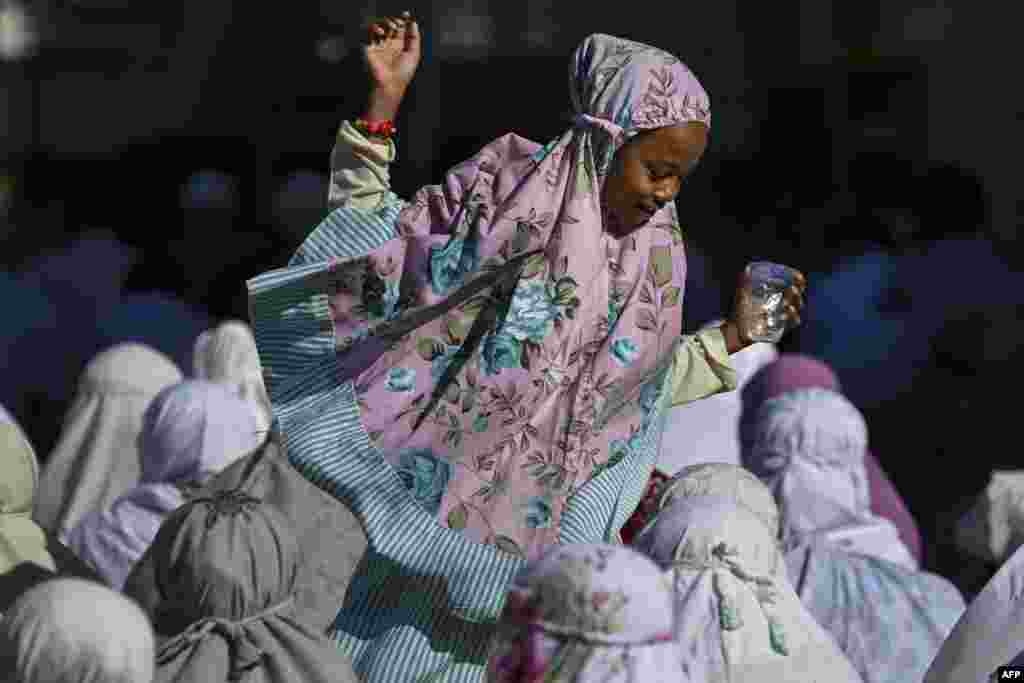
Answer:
xmin=246 ymin=200 xmax=671 ymax=682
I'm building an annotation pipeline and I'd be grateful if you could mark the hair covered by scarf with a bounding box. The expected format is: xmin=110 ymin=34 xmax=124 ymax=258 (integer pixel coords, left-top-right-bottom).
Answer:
xmin=33 ymin=343 xmax=184 ymax=538
xmin=192 ymin=321 xmax=273 ymax=434
xmin=150 ymin=490 xmax=358 ymax=683
xmin=312 ymin=33 xmax=711 ymax=557
xmin=659 ymin=462 xmax=781 ymax=540
xmin=63 ymin=380 xmax=267 ymax=591
xmin=632 ymin=495 xmax=862 ymax=683
xmin=486 ymin=543 xmax=683 ymax=682
xmin=742 ymin=388 xmax=917 ymax=569
xmin=740 ymin=354 xmax=923 ymax=565
xmin=0 ymin=577 xmax=155 ymax=683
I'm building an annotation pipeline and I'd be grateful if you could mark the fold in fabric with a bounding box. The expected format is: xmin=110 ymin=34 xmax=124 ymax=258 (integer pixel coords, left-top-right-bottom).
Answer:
xmin=148 ymin=490 xmax=359 ymax=683
xmin=33 ymin=343 xmax=183 ymax=538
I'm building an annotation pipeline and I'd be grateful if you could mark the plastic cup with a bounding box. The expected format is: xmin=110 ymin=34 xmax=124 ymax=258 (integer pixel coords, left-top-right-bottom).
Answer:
xmin=737 ymin=261 xmax=799 ymax=344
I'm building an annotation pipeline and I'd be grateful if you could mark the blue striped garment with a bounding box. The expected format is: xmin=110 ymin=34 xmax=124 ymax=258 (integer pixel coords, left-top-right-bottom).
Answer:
xmin=246 ymin=197 xmax=668 ymax=682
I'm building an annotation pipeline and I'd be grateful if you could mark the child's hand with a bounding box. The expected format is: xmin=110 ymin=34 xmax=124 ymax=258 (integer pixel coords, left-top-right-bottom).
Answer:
xmin=362 ymin=11 xmax=421 ymax=100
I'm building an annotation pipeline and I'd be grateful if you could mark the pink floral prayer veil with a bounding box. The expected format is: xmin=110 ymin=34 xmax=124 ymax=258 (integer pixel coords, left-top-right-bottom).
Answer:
xmin=326 ymin=33 xmax=713 ymax=558
xmin=486 ymin=543 xmax=684 ymax=682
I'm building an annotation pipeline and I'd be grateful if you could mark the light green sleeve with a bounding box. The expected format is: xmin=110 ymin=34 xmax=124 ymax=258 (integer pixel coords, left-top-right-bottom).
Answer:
xmin=327 ymin=121 xmax=398 ymax=212
xmin=669 ymin=325 xmax=738 ymax=406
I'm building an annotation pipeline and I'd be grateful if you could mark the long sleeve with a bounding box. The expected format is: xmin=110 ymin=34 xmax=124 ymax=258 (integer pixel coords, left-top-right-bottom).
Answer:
xmin=328 ymin=121 xmax=398 ymax=212
xmin=669 ymin=325 xmax=738 ymax=406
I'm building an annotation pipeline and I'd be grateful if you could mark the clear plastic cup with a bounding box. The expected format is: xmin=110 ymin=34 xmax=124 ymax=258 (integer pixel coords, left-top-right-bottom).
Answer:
xmin=737 ymin=261 xmax=799 ymax=344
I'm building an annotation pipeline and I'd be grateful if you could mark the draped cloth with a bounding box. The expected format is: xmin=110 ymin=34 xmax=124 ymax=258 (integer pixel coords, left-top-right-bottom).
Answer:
xmin=0 ymin=409 xmax=56 ymax=576
xmin=0 ymin=404 xmax=107 ymax=612
xmin=740 ymin=353 xmax=923 ymax=564
xmin=658 ymin=339 xmax=777 ymax=472
xmin=956 ymin=470 xmax=1024 ymax=566
xmin=633 ymin=496 xmax=862 ymax=683
xmin=657 ymin=462 xmax=781 ymax=542
xmin=33 ymin=343 xmax=183 ymax=538
xmin=192 ymin=320 xmax=273 ymax=434
xmin=742 ymin=388 xmax=915 ymax=569
xmin=486 ymin=543 xmax=687 ymax=682
xmin=786 ymin=538 xmax=965 ymax=683
xmin=64 ymin=380 xmax=266 ymax=590
xmin=123 ymin=435 xmax=368 ymax=636
xmin=148 ymin=490 xmax=359 ymax=683
xmin=925 ymin=543 xmax=1024 ymax=683
xmin=0 ymin=578 xmax=156 ymax=683
xmin=743 ymin=389 xmax=963 ymax=683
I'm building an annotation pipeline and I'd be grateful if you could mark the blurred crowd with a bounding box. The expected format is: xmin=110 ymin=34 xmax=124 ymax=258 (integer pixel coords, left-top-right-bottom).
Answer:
xmin=2 ymin=32 xmax=1024 ymax=683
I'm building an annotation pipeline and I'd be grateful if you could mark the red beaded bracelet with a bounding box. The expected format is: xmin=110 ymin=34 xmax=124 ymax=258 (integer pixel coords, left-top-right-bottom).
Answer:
xmin=354 ymin=118 xmax=397 ymax=139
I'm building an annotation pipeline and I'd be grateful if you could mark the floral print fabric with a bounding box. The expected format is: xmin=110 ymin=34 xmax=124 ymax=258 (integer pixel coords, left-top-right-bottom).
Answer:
xmin=486 ymin=544 xmax=685 ymax=682
xmin=789 ymin=539 xmax=964 ymax=683
xmin=634 ymin=496 xmax=864 ymax=683
xmin=321 ymin=34 xmax=711 ymax=558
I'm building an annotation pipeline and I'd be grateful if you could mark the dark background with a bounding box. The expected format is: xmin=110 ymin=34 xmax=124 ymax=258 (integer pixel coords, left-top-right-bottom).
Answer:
xmin=1 ymin=0 xmax=1021 ymax=592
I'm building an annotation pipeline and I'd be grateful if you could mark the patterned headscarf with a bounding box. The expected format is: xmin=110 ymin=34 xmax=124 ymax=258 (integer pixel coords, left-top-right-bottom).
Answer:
xmin=150 ymin=491 xmax=359 ymax=683
xmin=658 ymin=462 xmax=781 ymax=540
xmin=0 ymin=578 xmax=156 ymax=683
xmin=633 ymin=496 xmax=863 ymax=683
xmin=192 ymin=320 xmax=273 ymax=434
xmin=739 ymin=354 xmax=841 ymax=456
xmin=33 ymin=343 xmax=184 ymax=538
xmin=293 ymin=33 xmax=711 ymax=558
xmin=742 ymin=388 xmax=915 ymax=569
xmin=740 ymin=354 xmax=923 ymax=565
xmin=64 ymin=381 xmax=266 ymax=590
xmin=486 ymin=543 xmax=685 ymax=682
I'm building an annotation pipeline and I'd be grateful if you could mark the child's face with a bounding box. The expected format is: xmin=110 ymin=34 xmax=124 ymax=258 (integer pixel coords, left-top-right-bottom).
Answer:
xmin=602 ymin=122 xmax=708 ymax=238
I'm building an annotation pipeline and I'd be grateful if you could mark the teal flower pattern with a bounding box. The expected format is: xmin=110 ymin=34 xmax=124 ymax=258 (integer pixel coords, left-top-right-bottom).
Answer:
xmin=473 ymin=414 xmax=490 ymax=433
xmin=431 ymin=346 xmax=461 ymax=381
xmin=610 ymin=338 xmax=640 ymax=367
xmin=481 ymin=333 xmax=522 ymax=377
xmin=385 ymin=367 xmax=416 ymax=393
xmin=429 ymin=236 xmax=480 ymax=296
xmin=394 ymin=449 xmax=452 ymax=516
xmin=523 ymin=497 xmax=554 ymax=529
xmin=502 ymin=281 xmax=560 ymax=343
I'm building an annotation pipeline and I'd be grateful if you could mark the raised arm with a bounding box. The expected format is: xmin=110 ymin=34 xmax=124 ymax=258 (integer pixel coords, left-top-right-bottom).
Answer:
xmin=328 ymin=13 xmax=421 ymax=212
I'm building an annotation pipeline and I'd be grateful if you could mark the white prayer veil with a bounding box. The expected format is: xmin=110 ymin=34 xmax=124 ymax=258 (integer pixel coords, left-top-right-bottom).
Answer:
xmin=0 ymin=577 xmax=155 ymax=683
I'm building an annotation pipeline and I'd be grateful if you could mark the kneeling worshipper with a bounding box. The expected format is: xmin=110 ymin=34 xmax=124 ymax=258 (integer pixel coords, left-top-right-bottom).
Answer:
xmin=740 ymin=353 xmax=923 ymax=564
xmin=743 ymin=387 xmax=966 ymax=683
xmin=486 ymin=543 xmax=687 ymax=682
xmin=1 ymin=406 xmax=102 ymax=614
xmin=243 ymin=30 xmax=805 ymax=682
xmin=146 ymin=489 xmax=359 ymax=683
xmin=633 ymin=495 xmax=863 ymax=682
xmin=63 ymin=380 xmax=266 ymax=590
xmin=33 ymin=343 xmax=183 ymax=540
xmin=925 ymin=542 xmax=1024 ymax=683
xmin=122 ymin=432 xmax=367 ymax=637
xmin=191 ymin=320 xmax=274 ymax=433
xmin=0 ymin=577 xmax=156 ymax=683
